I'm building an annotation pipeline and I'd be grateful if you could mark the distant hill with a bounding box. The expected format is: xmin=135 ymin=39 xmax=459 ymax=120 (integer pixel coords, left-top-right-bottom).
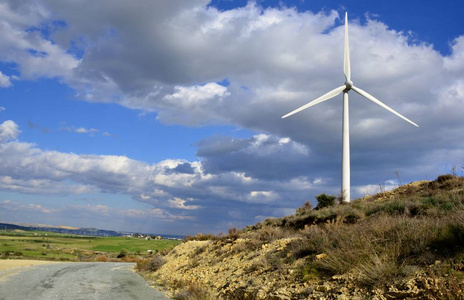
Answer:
xmin=0 ymin=222 xmax=184 ymax=240
xmin=0 ymin=222 xmax=121 ymax=237
xmin=150 ymin=174 xmax=464 ymax=299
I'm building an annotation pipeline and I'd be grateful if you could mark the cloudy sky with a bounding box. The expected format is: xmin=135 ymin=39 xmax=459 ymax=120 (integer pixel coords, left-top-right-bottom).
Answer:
xmin=0 ymin=0 xmax=463 ymax=235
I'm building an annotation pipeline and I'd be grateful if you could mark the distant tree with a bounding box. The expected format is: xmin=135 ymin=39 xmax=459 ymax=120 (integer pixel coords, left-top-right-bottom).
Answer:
xmin=315 ymin=193 xmax=336 ymax=210
xmin=117 ymin=248 xmax=128 ymax=258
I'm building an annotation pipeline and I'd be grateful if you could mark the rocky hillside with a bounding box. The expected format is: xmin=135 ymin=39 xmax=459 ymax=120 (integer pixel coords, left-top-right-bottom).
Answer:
xmin=141 ymin=174 xmax=464 ymax=299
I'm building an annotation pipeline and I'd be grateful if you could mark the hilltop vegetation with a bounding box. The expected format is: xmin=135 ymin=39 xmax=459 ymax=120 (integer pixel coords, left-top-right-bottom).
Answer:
xmin=142 ymin=174 xmax=464 ymax=299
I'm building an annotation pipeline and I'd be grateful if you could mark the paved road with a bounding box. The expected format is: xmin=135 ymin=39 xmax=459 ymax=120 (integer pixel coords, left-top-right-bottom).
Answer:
xmin=0 ymin=262 xmax=170 ymax=300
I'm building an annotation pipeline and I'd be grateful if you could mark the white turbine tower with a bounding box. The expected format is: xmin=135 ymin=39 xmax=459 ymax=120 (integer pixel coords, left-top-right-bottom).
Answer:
xmin=282 ymin=12 xmax=418 ymax=202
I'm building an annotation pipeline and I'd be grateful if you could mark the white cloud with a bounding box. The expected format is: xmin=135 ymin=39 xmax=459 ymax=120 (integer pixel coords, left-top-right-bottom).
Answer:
xmin=59 ymin=123 xmax=111 ymax=137
xmin=248 ymin=190 xmax=279 ymax=203
xmin=168 ymin=197 xmax=200 ymax=210
xmin=444 ymin=36 xmax=464 ymax=72
xmin=0 ymin=120 xmax=20 ymax=142
xmin=0 ymin=122 xmax=330 ymax=233
xmin=75 ymin=127 xmax=98 ymax=134
xmin=312 ymin=178 xmax=324 ymax=185
xmin=0 ymin=1 xmax=461 ymax=137
xmin=158 ymin=82 xmax=230 ymax=125
xmin=0 ymin=71 xmax=11 ymax=87
xmin=356 ymin=180 xmax=398 ymax=196
xmin=0 ymin=175 xmax=96 ymax=195
xmin=1 ymin=200 xmax=57 ymax=214
xmin=164 ymin=83 xmax=229 ymax=106
xmin=3 ymin=1 xmax=459 ymax=151
xmin=0 ymin=2 xmax=79 ymax=81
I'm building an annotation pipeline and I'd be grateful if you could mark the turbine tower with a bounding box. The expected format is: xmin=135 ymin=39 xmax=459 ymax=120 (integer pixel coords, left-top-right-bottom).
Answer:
xmin=282 ymin=12 xmax=418 ymax=202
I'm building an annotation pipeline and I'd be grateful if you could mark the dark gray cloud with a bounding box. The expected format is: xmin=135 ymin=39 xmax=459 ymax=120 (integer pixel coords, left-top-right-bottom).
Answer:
xmin=198 ymin=134 xmax=314 ymax=180
xmin=28 ymin=121 xmax=49 ymax=133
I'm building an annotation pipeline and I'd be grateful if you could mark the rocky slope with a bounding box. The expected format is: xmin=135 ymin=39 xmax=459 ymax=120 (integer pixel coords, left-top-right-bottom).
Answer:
xmin=145 ymin=174 xmax=464 ymax=299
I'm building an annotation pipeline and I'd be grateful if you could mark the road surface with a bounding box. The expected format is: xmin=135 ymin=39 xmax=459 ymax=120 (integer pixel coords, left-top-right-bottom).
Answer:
xmin=0 ymin=262 xmax=170 ymax=300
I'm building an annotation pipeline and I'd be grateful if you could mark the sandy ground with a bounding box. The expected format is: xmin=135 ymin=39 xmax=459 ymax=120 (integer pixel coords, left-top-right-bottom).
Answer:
xmin=0 ymin=259 xmax=62 ymax=271
xmin=0 ymin=259 xmax=63 ymax=281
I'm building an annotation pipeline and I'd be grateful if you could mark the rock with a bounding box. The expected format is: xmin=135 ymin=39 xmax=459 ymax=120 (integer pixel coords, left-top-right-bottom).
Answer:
xmin=316 ymin=253 xmax=327 ymax=260
xmin=316 ymin=285 xmax=329 ymax=292
xmin=332 ymin=274 xmax=344 ymax=281
xmin=269 ymin=288 xmax=292 ymax=300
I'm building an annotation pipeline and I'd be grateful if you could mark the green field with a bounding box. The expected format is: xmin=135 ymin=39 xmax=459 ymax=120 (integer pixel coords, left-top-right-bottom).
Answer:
xmin=0 ymin=230 xmax=182 ymax=261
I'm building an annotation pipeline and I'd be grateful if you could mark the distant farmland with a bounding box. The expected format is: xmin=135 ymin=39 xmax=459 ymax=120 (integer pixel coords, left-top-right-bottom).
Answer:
xmin=0 ymin=230 xmax=181 ymax=261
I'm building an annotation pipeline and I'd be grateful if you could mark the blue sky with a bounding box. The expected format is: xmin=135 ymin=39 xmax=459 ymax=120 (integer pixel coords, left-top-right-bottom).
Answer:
xmin=0 ymin=0 xmax=463 ymax=235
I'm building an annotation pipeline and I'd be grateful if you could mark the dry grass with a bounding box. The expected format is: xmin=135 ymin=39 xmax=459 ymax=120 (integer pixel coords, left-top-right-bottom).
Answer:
xmin=95 ymin=255 xmax=108 ymax=262
xmin=259 ymin=174 xmax=463 ymax=289
xmin=171 ymin=174 xmax=464 ymax=295
xmin=172 ymin=281 xmax=216 ymax=300
xmin=136 ymin=254 xmax=167 ymax=272
xmin=291 ymin=211 xmax=464 ymax=287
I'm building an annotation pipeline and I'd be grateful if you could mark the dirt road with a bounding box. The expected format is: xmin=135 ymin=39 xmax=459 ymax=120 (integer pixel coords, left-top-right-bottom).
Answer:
xmin=0 ymin=261 xmax=170 ymax=299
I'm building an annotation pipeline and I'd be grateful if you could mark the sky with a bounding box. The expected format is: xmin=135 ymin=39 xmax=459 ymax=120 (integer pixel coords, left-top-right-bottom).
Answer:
xmin=0 ymin=0 xmax=463 ymax=235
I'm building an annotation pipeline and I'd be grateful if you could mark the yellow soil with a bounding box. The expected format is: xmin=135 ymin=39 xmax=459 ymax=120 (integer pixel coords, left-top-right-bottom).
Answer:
xmin=0 ymin=259 xmax=63 ymax=281
xmin=0 ymin=259 xmax=62 ymax=271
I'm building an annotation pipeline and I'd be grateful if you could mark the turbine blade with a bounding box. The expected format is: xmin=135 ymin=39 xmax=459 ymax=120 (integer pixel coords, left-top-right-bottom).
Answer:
xmin=351 ymin=86 xmax=419 ymax=127
xmin=344 ymin=12 xmax=351 ymax=82
xmin=282 ymin=85 xmax=346 ymax=118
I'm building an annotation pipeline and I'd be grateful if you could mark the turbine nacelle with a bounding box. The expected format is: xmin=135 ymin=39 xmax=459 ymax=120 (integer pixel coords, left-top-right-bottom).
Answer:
xmin=344 ymin=80 xmax=353 ymax=91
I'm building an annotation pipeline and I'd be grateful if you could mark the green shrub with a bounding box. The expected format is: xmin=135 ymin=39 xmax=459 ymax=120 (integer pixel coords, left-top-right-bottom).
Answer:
xmin=117 ymin=248 xmax=128 ymax=258
xmin=437 ymin=174 xmax=455 ymax=183
xmin=315 ymin=193 xmax=336 ymax=209
xmin=382 ymin=201 xmax=406 ymax=215
xmin=300 ymin=263 xmax=320 ymax=281
xmin=296 ymin=201 xmax=312 ymax=216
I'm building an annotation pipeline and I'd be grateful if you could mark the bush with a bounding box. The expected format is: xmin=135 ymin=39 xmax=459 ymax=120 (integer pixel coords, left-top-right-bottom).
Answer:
xmin=296 ymin=201 xmax=312 ymax=216
xmin=315 ymin=193 xmax=336 ymax=209
xmin=136 ymin=254 xmax=167 ymax=272
xmin=353 ymin=252 xmax=404 ymax=287
xmin=184 ymin=233 xmax=217 ymax=242
xmin=437 ymin=174 xmax=455 ymax=183
xmin=95 ymin=255 xmax=108 ymax=262
xmin=287 ymin=226 xmax=330 ymax=259
xmin=382 ymin=201 xmax=406 ymax=215
xmin=254 ymin=226 xmax=293 ymax=243
xmin=117 ymin=248 xmax=128 ymax=258
xmin=173 ymin=282 xmax=215 ymax=300
xmin=228 ymin=228 xmax=241 ymax=240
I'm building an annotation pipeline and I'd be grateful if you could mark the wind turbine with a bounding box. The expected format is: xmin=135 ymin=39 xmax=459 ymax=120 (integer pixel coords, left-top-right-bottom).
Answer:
xmin=282 ymin=12 xmax=418 ymax=202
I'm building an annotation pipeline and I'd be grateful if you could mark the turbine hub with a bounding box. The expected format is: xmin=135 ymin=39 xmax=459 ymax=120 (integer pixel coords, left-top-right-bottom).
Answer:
xmin=345 ymin=80 xmax=353 ymax=90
